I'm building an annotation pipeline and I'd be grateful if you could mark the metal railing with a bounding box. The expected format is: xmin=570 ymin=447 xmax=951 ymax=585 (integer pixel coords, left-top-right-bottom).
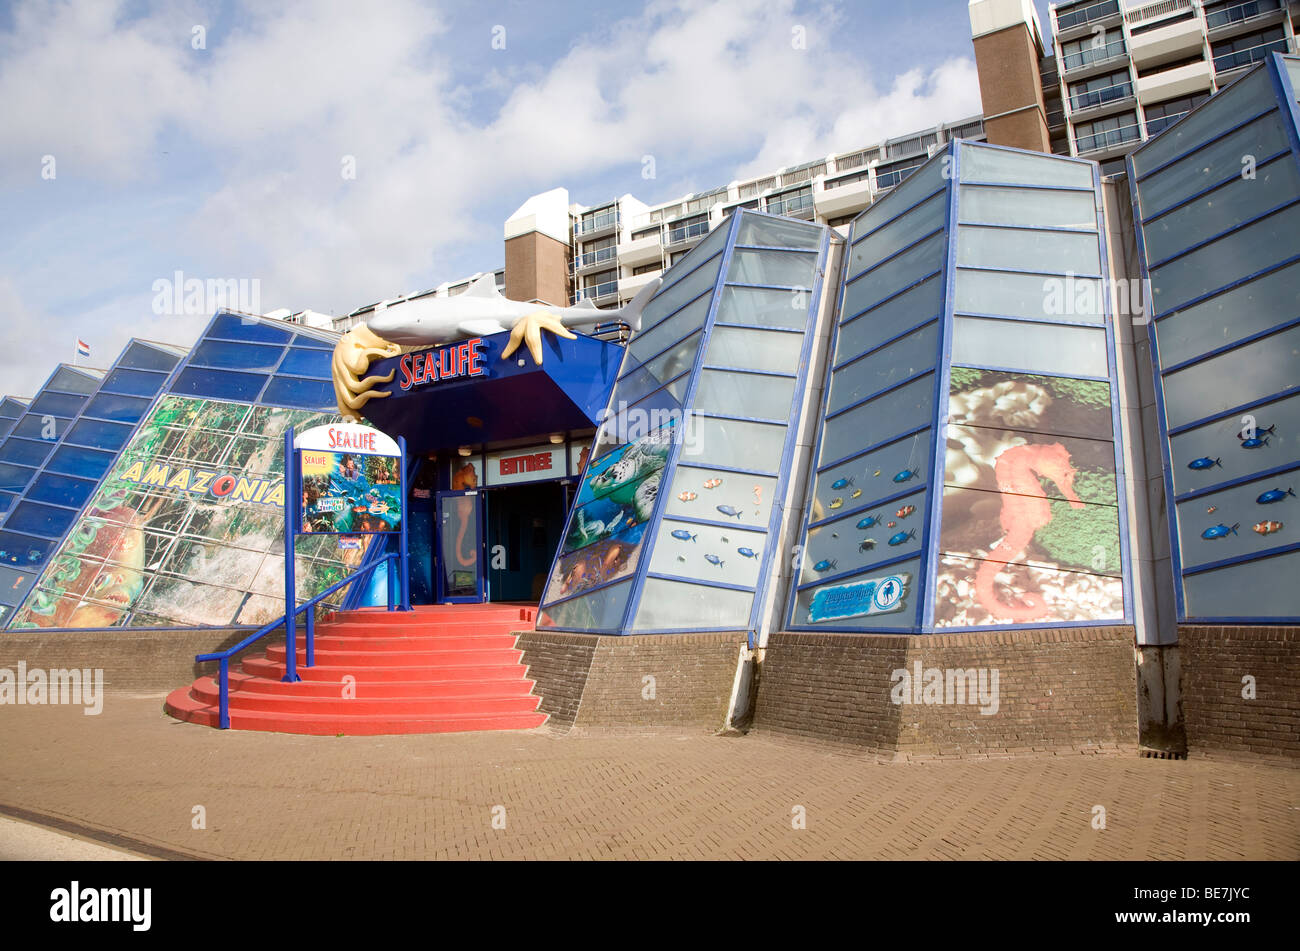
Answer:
xmin=1145 ymin=110 xmax=1190 ymax=135
xmin=1062 ymin=38 xmax=1128 ymax=71
xmin=765 ymin=192 xmax=816 ymax=217
xmin=1213 ymin=37 xmax=1289 ymax=72
xmin=875 ymin=165 xmax=921 ymax=190
xmin=574 ymin=210 xmax=619 ymax=236
xmin=571 ymin=245 xmax=618 ymax=273
xmin=665 ymin=219 xmax=710 ymax=246
xmin=1075 ymin=121 xmax=1142 ymax=153
xmin=195 ymin=552 xmax=402 ymax=729
xmin=1205 ymin=0 xmax=1281 ymax=29
xmin=1125 ymin=0 xmax=1193 ymax=26
xmin=1069 ymin=80 xmax=1134 ymax=111
xmin=1057 ymin=0 xmax=1121 ymax=31
xmin=571 ymin=280 xmax=619 ymax=304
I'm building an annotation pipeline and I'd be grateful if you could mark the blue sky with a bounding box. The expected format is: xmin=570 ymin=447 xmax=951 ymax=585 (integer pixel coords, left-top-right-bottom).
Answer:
xmin=0 ymin=0 xmax=1058 ymax=397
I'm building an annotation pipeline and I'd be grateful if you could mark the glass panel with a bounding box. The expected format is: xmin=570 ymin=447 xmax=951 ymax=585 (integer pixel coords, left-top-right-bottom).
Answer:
xmin=934 ymin=553 xmax=1124 ymax=627
xmin=0 ymin=532 xmax=56 ymax=569
xmin=647 ymin=518 xmax=765 ymax=589
xmin=120 ymin=342 xmax=182 ymax=372
xmin=0 ymin=492 xmax=14 ymax=514
xmin=0 ymin=438 xmax=53 ymax=468
xmin=190 ymin=339 xmax=286 ymax=372
xmin=638 ymin=258 xmax=720 ymax=332
xmin=617 ymin=330 xmax=701 ymax=407
xmin=856 ymin=156 xmax=944 ymax=232
xmin=630 ymin=577 xmax=754 ymax=631
xmin=958 ymin=184 xmax=1097 ymax=230
xmin=957 ymin=225 xmax=1101 ymax=275
xmin=848 ymin=192 xmax=948 ymax=278
xmin=171 ymin=367 xmax=268 ymax=402
xmin=13 ymin=414 xmax=67 ymax=441
xmin=47 ymin=367 xmax=101 ymax=395
xmin=657 ymin=224 xmax=728 ymax=291
xmin=1169 ymin=391 xmax=1300 ymax=495
xmin=955 ymin=268 xmax=1106 ymax=323
xmin=260 ymin=377 xmax=334 ymax=410
xmin=949 ymin=369 xmax=1114 ymax=439
xmin=1183 ymin=548 xmax=1299 ymax=619
xmin=679 ymin=416 xmax=787 ymax=474
xmin=276 ymin=348 xmax=333 ymax=379
xmin=44 ymin=444 xmax=114 ymax=480
xmin=100 ymin=367 xmax=168 ymax=397
xmin=952 ymin=317 xmax=1110 ymax=377
xmin=799 ymin=489 xmax=925 ymax=587
xmin=792 ymin=558 xmax=921 ymax=628
xmin=1156 ymin=260 xmax=1300 ymax=367
xmin=537 ymin=579 xmax=630 ymax=631
xmin=207 ymin=313 xmax=293 ymax=344
xmin=827 ymin=321 xmax=939 ymax=415
xmin=727 ymin=249 xmax=818 ymax=287
xmin=661 ymin=467 xmax=777 ymax=529
xmin=1131 ymin=69 xmax=1274 ymax=177
xmin=1137 ymin=111 xmax=1291 ymax=220
xmin=842 ymin=232 xmax=946 ymax=317
xmin=814 ymin=429 xmax=931 ymax=514
xmin=626 ymin=293 xmax=711 ymax=366
xmin=29 ymin=391 xmax=86 ymax=418
xmin=702 ymin=327 xmax=803 ymax=374
xmin=1161 ymin=323 xmax=1300 ymax=429
xmin=735 ymin=213 xmax=822 ymax=249
xmin=27 ymin=472 xmax=96 ymax=510
xmin=961 ymin=144 xmax=1094 ymax=188
xmin=437 ymin=494 xmax=480 ymax=598
xmin=83 ymin=392 xmax=151 ymax=423
xmin=821 ymin=374 xmax=934 ymax=466
xmin=0 ymin=462 xmax=37 ymax=493
xmin=717 ymin=285 xmax=809 ymax=329
xmin=5 ymin=502 xmax=77 ymax=538
xmin=840 ymin=274 xmax=942 ymax=355
xmin=1176 ymin=471 xmax=1300 ymax=568
xmin=290 ymin=333 xmax=337 ymax=350
xmin=66 ymin=418 xmax=132 ymax=452
xmin=1143 ymin=156 xmax=1300 ymax=264
xmin=693 ymin=370 xmax=795 ymax=421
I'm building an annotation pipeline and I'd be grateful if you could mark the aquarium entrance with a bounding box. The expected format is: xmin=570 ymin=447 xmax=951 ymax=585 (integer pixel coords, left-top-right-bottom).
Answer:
xmin=484 ymin=481 xmax=569 ymax=603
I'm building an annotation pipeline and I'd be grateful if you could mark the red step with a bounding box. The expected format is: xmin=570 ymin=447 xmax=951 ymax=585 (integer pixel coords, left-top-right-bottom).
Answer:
xmin=164 ymin=604 xmax=546 ymax=736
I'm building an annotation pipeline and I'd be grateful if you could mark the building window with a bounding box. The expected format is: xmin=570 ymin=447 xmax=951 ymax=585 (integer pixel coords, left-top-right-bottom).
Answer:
xmin=1074 ymin=112 xmax=1141 ymax=153
xmin=1144 ymin=93 xmax=1211 ymax=136
xmin=631 ymin=226 xmax=660 ymax=241
xmin=824 ymin=170 xmax=871 ymax=189
xmin=1211 ymin=26 xmax=1288 ymax=73
xmin=874 ymin=157 xmax=925 ymax=190
xmin=665 ymin=214 xmax=710 ymax=245
xmin=1061 ymin=34 xmax=1126 ymax=71
xmin=765 ymin=186 xmax=814 ymax=217
xmin=1068 ymin=68 xmax=1133 ymax=111
xmin=1203 ymin=0 xmax=1281 ymax=31
xmin=1055 ymin=0 xmax=1120 ymax=32
xmin=632 ymin=263 xmax=662 ymax=276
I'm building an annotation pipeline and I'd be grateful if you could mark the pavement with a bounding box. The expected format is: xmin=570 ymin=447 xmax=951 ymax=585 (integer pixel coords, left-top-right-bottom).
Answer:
xmin=0 ymin=696 xmax=1296 ymax=860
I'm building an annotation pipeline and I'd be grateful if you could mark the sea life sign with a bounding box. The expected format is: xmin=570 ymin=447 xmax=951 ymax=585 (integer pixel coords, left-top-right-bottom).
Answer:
xmin=296 ymin=424 xmax=403 ymax=535
xmin=807 ymin=572 xmax=910 ymax=623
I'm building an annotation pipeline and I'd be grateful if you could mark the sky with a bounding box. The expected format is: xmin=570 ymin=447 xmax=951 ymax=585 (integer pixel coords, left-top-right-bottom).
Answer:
xmin=0 ymin=0 xmax=1056 ymax=398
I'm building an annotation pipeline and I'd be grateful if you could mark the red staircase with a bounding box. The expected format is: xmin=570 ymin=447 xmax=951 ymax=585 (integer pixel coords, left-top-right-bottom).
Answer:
xmin=164 ymin=604 xmax=547 ymax=736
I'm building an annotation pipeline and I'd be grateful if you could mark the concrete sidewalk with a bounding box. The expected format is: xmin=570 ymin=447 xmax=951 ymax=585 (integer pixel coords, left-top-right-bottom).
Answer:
xmin=0 ymin=696 xmax=1296 ymax=860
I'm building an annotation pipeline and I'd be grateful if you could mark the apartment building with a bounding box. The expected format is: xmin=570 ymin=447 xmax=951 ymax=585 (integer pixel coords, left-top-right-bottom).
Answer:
xmin=972 ymin=0 xmax=1300 ymax=172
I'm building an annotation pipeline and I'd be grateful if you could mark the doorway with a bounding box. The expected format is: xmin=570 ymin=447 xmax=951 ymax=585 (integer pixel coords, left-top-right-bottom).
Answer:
xmin=485 ymin=481 xmax=569 ymax=602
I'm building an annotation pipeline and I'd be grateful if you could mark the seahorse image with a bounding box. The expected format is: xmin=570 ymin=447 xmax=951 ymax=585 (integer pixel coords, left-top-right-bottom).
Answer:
xmin=332 ymin=325 xmax=403 ymax=420
xmin=450 ymin=462 xmax=479 ymax=569
xmin=974 ymin=442 xmax=1084 ymax=621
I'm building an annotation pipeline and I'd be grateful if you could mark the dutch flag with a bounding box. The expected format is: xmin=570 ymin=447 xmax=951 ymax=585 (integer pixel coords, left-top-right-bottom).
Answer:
xmin=76 ymin=339 xmax=90 ymax=358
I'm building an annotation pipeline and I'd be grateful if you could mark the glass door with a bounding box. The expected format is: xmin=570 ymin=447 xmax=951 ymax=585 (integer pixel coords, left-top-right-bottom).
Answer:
xmin=436 ymin=489 xmax=485 ymax=602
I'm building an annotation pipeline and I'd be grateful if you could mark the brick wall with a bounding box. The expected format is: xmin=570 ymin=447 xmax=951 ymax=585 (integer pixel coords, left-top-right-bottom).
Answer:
xmin=517 ymin=631 xmax=746 ymax=732
xmin=1180 ymin=625 xmax=1300 ymax=762
xmin=754 ymin=626 xmax=1138 ymax=756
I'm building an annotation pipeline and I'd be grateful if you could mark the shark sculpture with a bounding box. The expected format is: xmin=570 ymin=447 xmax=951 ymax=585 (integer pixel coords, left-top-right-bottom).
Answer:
xmin=332 ymin=272 xmax=662 ymax=420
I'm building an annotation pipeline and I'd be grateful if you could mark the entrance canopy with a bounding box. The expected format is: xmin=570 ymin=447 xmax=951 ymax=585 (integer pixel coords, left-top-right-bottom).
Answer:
xmin=359 ymin=329 xmax=625 ymax=453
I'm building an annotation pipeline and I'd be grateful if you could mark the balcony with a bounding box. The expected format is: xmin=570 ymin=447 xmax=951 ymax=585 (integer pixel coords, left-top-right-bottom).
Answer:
xmin=618 ymin=270 xmax=660 ymax=299
xmin=815 ymin=174 xmax=873 ymax=219
xmin=1136 ymin=58 xmax=1214 ymax=104
xmin=573 ymin=210 xmax=619 ymax=239
xmin=1213 ymin=36 xmax=1290 ymax=75
xmin=663 ymin=218 xmax=711 ymax=248
xmin=571 ymin=280 xmax=619 ymax=306
xmin=1074 ymin=121 xmax=1143 ymax=155
xmin=618 ymin=231 xmax=663 ymax=268
xmin=764 ymin=191 xmax=816 ymax=219
xmin=1068 ymin=80 xmax=1136 ymax=118
xmin=1055 ymin=0 xmax=1123 ymax=40
xmin=1061 ymin=39 xmax=1130 ymax=76
xmin=1206 ymin=0 xmax=1286 ymax=35
xmin=1129 ymin=13 xmax=1208 ymax=66
xmin=570 ymin=245 xmax=618 ymax=275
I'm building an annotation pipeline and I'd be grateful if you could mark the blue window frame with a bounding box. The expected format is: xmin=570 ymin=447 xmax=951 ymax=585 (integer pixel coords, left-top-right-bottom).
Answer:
xmin=100 ymin=367 xmax=169 ymax=398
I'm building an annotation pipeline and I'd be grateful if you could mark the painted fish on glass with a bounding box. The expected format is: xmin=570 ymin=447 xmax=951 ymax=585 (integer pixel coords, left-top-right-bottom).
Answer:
xmin=1200 ymin=523 xmax=1238 ymax=540
xmin=893 ymin=469 xmax=918 ymax=483
xmin=720 ymin=536 xmax=729 ymax=543
xmin=677 ymin=491 xmax=697 ymax=502
xmin=737 ymin=547 xmax=759 ymax=559
xmin=670 ymin=529 xmax=698 ymax=543
xmin=896 ymin=504 xmax=916 ymax=519
xmin=1187 ymin=457 xmax=1221 ymax=470
xmin=888 ymin=528 xmax=917 ymax=546
xmin=1253 ymin=520 xmax=1283 ymax=536
xmin=887 ymin=521 xmax=896 ymax=528
xmin=752 ymin=485 xmax=763 ymax=505
xmin=873 ymin=470 xmax=882 ymax=477
xmin=829 ymin=497 xmax=844 ymax=509
xmin=705 ymin=554 xmax=725 ymax=567
xmin=1238 ymin=424 xmax=1276 ymax=440
xmin=1206 ymin=505 xmax=1217 ymax=514
xmin=677 ymin=555 xmax=686 ymax=562
xmin=856 ymin=514 xmax=883 ymax=530
xmin=850 ymin=488 xmax=862 ymax=499
xmin=1256 ymin=487 xmax=1295 ymax=504
xmin=831 ymin=477 xmax=854 ymax=490
xmin=716 ymin=505 xmax=743 ymax=519
xmin=703 ymin=478 xmax=723 ymax=489
xmin=858 ymin=539 xmax=876 ymax=552
xmin=832 ymin=532 xmax=839 ymax=538
xmin=813 ymin=558 xmax=839 ymax=572
xmin=1239 ymin=437 xmax=1270 ymax=449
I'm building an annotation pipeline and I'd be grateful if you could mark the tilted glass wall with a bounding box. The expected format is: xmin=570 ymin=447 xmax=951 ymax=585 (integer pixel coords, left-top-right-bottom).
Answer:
xmin=537 ymin=210 xmax=831 ymax=634
xmin=1129 ymin=53 xmax=1300 ymax=622
xmin=3 ymin=313 xmax=381 ymax=630
xmin=787 ymin=140 xmax=1129 ymax=633
xmin=0 ymin=398 xmax=26 ymax=443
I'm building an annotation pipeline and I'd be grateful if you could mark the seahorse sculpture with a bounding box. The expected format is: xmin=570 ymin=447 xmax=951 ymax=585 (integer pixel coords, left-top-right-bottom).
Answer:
xmin=974 ymin=442 xmax=1084 ymax=621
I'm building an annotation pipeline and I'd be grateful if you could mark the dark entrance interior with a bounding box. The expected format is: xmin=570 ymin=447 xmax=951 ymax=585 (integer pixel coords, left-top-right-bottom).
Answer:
xmin=485 ymin=481 xmax=569 ymax=602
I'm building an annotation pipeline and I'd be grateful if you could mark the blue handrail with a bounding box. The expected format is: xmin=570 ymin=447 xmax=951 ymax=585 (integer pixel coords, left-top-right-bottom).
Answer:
xmin=195 ymin=552 xmax=400 ymax=729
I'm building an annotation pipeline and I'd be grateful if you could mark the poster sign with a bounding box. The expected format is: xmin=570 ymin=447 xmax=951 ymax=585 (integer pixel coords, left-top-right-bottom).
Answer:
xmin=807 ymin=572 xmax=910 ymax=623
xmin=296 ymin=423 xmax=403 ymax=535
xmin=485 ymin=443 xmax=563 ymax=487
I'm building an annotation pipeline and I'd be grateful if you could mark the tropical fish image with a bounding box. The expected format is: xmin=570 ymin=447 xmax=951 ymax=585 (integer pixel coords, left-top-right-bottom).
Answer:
xmin=737 ymin=547 xmax=759 ymax=559
xmin=1256 ymin=487 xmax=1295 ymax=504
xmin=1239 ymin=424 xmax=1276 ymax=440
xmin=851 ymin=488 xmax=862 ymax=499
xmin=829 ymin=497 xmax=844 ymax=509
xmin=752 ymin=485 xmax=763 ymax=505
xmin=705 ymin=554 xmax=725 ymax=568
xmin=703 ymin=478 xmax=723 ymax=489
xmin=831 ymin=477 xmax=854 ymax=490
xmin=1240 ymin=437 xmax=1269 ymax=449
xmin=1207 ymin=505 xmax=1217 ymax=514
xmin=888 ymin=528 xmax=917 ymax=546
xmin=893 ymin=469 xmax=918 ymax=483
xmin=1253 ymin=520 xmax=1283 ymax=536
xmin=858 ymin=539 xmax=876 ymax=552
xmin=1187 ymin=457 xmax=1221 ymax=470
xmin=633 ymin=472 xmax=660 ymax=524
xmin=832 ymin=533 xmax=839 ymax=538
xmin=677 ymin=491 xmax=697 ymax=502
xmin=887 ymin=521 xmax=896 ymax=528
xmin=716 ymin=505 xmax=743 ymax=519
xmin=677 ymin=555 xmax=686 ymax=562
xmin=873 ymin=469 xmax=881 ymax=477
xmin=720 ymin=536 xmax=729 ymax=543
xmin=1201 ymin=523 xmax=1238 ymax=540
xmin=670 ymin=529 xmax=697 ymax=543
xmin=813 ymin=558 xmax=838 ymax=572
xmin=896 ymin=504 xmax=916 ymax=519
xmin=856 ymin=514 xmax=883 ymax=530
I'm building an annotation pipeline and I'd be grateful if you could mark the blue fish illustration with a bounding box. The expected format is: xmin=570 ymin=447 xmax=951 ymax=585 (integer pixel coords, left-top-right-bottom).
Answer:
xmin=813 ymin=558 xmax=838 ymax=572
xmin=892 ymin=469 xmax=918 ymax=483
xmin=888 ymin=528 xmax=917 ymax=546
xmin=1240 ymin=437 xmax=1269 ymax=449
xmin=858 ymin=539 xmax=876 ymax=552
xmin=830 ymin=477 xmax=853 ymax=490
xmin=737 ymin=547 xmax=759 ymax=559
xmin=716 ymin=505 xmax=743 ymax=519
xmin=856 ymin=513 xmax=883 ymax=530
xmin=704 ymin=554 xmax=725 ymax=568
xmin=1187 ymin=457 xmax=1220 ymax=471
xmin=670 ymin=529 xmax=697 ymax=543
xmin=1200 ymin=523 xmax=1238 ymax=540
xmin=1239 ymin=424 xmax=1276 ymax=439
xmin=1257 ymin=487 xmax=1295 ymax=504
